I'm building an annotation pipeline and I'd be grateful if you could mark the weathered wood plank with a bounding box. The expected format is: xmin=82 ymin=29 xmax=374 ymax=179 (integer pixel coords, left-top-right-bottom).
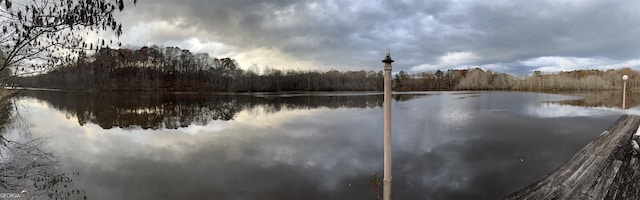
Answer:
xmin=627 ymin=157 xmax=640 ymax=199
xmin=593 ymin=160 xmax=622 ymax=199
xmin=506 ymin=115 xmax=640 ymax=200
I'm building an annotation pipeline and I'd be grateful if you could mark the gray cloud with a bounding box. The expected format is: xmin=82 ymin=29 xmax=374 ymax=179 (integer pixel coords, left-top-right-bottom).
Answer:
xmin=115 ymin=0 xmax=640 ymax=74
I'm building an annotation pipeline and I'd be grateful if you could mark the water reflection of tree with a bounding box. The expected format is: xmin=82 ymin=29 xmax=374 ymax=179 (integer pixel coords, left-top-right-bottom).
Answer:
xmin=19 ymin=91 xmax=426 ymax=130
xmin=0 ymin=100 xmax=85 ymax=199
xmin=550 ymin=91 xmax=640 ymax=108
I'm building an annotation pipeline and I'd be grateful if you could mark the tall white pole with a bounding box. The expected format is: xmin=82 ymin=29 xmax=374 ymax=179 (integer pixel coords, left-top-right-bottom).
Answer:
xmin=382 ymin=49 xmax=393 ymax=200
xmin=623 ymin=75 xmax=628 ymax=112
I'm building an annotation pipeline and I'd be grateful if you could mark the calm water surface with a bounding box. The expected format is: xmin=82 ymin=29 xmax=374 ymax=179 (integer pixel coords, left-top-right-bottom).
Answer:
xmin=0 ymin=90 xmax=632 ymax=199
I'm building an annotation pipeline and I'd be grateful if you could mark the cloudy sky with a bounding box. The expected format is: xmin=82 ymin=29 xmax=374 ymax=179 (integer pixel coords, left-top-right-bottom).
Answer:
xmin=110 ymin=0 xmax=639 ymax=75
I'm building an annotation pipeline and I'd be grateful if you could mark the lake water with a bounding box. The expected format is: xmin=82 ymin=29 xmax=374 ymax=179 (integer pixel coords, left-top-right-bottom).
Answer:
xmin=0 ymin=90 xmax=633 ymax=199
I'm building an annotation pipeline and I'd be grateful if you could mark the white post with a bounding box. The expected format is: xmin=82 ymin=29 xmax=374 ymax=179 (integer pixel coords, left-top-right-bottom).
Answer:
xmin=623 ymin=75 xmax=628 ymax=112
xmin=382 ymin=49 xmax=393 ymax=200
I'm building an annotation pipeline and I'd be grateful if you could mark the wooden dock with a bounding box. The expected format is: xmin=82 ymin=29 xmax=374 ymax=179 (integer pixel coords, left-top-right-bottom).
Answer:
xmin=506 ymin=115 xmax=640 ymax=199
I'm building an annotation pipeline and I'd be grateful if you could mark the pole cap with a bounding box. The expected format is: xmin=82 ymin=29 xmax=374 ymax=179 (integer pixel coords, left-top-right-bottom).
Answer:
xmin=382 ymin=48 xmax=394 ymax=63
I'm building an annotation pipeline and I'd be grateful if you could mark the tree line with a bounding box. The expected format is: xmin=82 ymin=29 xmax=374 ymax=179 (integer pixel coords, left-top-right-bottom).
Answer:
xmin=453 ymin=68 xmax=639 ymax=91
xmin=10 ymin=46 xmax=640 ymax=92
xmin=389 ymin=67 xmax=639 ymax=91
xmin=13 ymin=46 xmax=382 ymax=92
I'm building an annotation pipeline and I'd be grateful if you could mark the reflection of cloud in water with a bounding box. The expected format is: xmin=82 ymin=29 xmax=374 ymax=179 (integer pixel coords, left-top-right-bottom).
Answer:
xmin=8 ymin=91 xmax=628 ymax=199
xmin=526 ymin=103 xmax=621 ymax=118
xmin=20 ymin=99 xmax=385 ymax=197
xmin=436 ymin=93 xmax=476 ymax=130
xmin=0 ymin=100 xmax=85 ymax=199
xmin=234 ymin=106 xmax=329 ymax=130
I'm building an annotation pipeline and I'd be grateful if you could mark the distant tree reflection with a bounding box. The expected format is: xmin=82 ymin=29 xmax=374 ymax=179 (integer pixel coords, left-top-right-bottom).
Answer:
xmin=0 ymin=100 xmax=85 ymax=199
xmin=19 ymin=91 xmax=426 ymax=130
xmin=550 ymin=91 xmax=640 ymax=108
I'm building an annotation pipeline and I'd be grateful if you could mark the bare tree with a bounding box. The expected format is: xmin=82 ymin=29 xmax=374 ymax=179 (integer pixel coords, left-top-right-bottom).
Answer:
xmin=0 ymin=0 xmax=137 ymax=75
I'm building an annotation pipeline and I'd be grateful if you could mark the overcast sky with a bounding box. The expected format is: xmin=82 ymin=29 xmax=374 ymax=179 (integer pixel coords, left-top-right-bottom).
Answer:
xmin=110 ymin=0 xmax=640 ymax=75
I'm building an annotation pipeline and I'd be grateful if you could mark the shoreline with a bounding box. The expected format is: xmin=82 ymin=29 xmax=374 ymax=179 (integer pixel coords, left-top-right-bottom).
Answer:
xmin=8 ymin=86 xmax=638 ymax=93
xmin=0 ymin=89 xmax=19 ymax=102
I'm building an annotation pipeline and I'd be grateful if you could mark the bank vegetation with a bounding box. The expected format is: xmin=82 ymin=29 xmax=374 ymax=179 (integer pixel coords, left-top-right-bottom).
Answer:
xmin=9 ymin=46 xmax=640 ymax=92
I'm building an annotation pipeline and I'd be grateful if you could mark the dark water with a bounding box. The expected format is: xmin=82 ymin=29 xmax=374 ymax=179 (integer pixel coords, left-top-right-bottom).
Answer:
xmin=0 ymin=90 xmax=630 ymax=199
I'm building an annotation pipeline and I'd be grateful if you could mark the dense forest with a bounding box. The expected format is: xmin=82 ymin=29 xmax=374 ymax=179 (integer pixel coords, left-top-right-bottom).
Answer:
xmin=11 ymin=46 xmax=640 ymax=92
xmin=13 ymin=46 xmax=382 ymax=92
